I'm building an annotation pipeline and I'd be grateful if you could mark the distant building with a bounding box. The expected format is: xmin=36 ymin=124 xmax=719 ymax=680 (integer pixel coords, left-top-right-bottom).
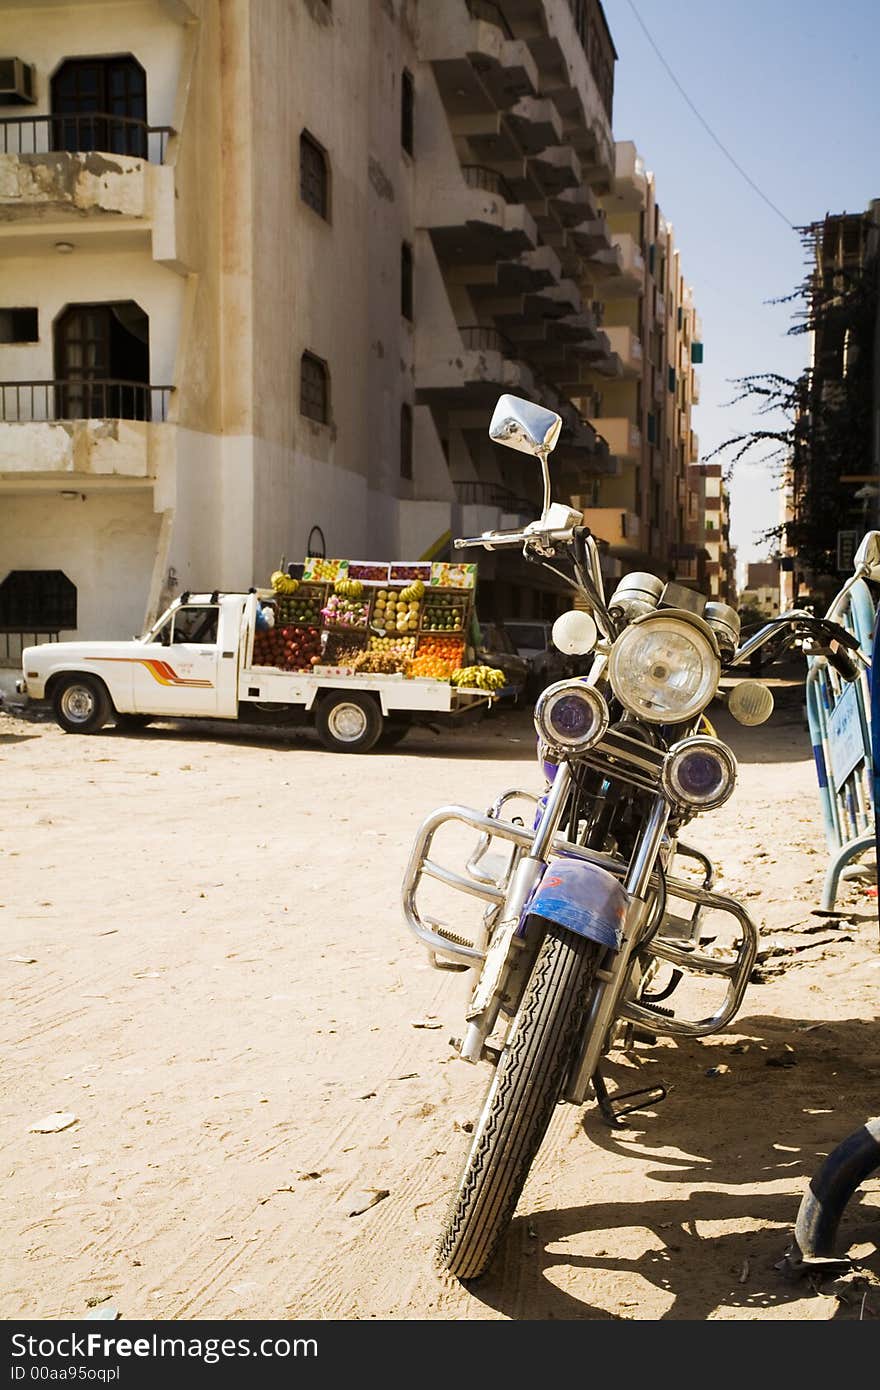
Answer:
xmin=740 ymin=560 xmax=780 ymax=617
xmin=574 ymin=142 xmax=705 ymax=589
xmin=780 ymin=198 xmax=880 ymax=608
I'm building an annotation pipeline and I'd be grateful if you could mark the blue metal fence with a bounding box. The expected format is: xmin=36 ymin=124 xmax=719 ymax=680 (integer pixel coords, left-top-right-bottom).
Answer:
xmin=805 ymin=576 xmax=877 ymax=911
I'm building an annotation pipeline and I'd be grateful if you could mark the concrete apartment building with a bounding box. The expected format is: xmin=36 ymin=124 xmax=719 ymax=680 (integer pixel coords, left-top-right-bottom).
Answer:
xmin=570 ymin=143 xmax=706 ymax=589
xmin=0 ymin=0 xmax=702 ymax=658
xmin=780 ymin=199 xmax=880 ymax=610
xmin=693 ymin=462 xmax=734 ymax=603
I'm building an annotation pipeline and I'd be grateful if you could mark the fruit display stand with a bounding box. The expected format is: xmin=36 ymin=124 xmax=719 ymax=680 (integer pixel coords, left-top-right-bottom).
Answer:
xmin=249 ymin=558 xmax=498 ymax=710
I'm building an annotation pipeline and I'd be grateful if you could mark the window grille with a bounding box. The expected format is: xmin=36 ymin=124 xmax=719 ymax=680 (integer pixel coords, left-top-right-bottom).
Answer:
xmin=300 ymin=352 xmax=329 ymax=423
xmin=300 ymin=131 xmax=328 ymax=218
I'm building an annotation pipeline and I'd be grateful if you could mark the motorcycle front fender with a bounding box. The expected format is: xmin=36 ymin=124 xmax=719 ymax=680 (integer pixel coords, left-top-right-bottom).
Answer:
xmin=525 ymin=857 xmax=630 ymax=950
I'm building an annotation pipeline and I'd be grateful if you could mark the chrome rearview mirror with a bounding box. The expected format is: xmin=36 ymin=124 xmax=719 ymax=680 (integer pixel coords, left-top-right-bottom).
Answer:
xmin=489 ymin=394 xmax=562 ymax=457
xmin=853 ymin=530 xmax=880 ymax=579
xmin=489 ymin=394 xmax=562 ymax=519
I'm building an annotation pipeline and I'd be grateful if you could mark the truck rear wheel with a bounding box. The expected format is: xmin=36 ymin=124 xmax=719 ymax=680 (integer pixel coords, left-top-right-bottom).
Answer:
xmin=314 ymin=692 xmax=382 ymax=753
xmin=52 ymin=676 xmax=111 ymax=735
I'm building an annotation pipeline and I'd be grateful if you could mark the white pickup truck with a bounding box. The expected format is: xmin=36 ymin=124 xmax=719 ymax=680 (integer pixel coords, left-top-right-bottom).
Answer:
xmin=18 ymin=591 xmax=492 ymax=752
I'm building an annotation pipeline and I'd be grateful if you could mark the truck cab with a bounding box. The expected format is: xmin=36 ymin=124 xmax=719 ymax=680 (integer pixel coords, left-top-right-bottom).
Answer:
xmin=20 ymin=593 xmax=248 ymax=732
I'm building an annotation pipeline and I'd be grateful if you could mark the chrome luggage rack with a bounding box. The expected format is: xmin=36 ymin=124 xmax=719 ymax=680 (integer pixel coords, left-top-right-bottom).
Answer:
xmin=402 ymin=794 xmax=759 ymax=1039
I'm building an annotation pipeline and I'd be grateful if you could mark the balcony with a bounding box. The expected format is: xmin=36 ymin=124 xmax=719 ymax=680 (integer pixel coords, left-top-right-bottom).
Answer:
xmin=415 ymin=325 xmax=535 ymax=403
xmin=580 ymin=508 xmax=641 ymax=551
xmin=505 ymin=96 xmax=562 ymax=153
xmin=610 ymin=141 xmax=647 ymax=211
xmin=420 ymin=3 xmax=538 ymax=115
xmin=454 ymin=478 xmax=540 ymax=531
xmin=420 ymin=169 xmax=536 ymax=265
xmin=566 ymin=216 xmax=613 ymax=257
xmin=0 ymin=114 xmax=172 ymax=229
xmin=603 ymin=327 xmax=642 ymax=376
xmin=600 ymin=233 xmax=645 ymax=296
xmin=587 ymin=416 xmax=641 ymax=462
xmin=549 ymin=182 xmax=600 ymax=227
xmin=0 ymin=379 xmax=173 ymax=482
xmin=528 ymin=143 xmax=581 ymax=194
xmin=691 ymin=370 xmax=701 ymax=403
xmin=690 ymin=431 xmax=700 ymax=463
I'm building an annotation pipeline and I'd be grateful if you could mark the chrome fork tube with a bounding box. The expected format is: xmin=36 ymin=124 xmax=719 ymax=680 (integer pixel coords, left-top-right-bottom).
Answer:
xmin=459 ymin=763 xmax=573 ymax=1063
xmin=565 ymin=792 xmax=671 ymax=1103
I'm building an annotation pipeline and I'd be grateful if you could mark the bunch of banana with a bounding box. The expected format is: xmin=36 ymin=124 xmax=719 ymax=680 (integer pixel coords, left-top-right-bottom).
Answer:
xmin=399 ymin=579 xmax=426 ymax=602
xmin=271 ymin=570 xmax=300 ymax=594
xmin=451 ymin=665 xmax=506 ymax=691
xmin=334 ymin=576 xmax=364 ymax=599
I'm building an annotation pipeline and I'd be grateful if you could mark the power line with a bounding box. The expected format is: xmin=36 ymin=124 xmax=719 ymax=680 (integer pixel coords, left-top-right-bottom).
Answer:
xmin=623 ymin=0 xmax=796 ymax=231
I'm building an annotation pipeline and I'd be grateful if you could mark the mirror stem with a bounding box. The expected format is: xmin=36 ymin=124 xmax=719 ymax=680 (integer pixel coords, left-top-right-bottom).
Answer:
xmin=538 ymin=446 xmax=552 ymax=519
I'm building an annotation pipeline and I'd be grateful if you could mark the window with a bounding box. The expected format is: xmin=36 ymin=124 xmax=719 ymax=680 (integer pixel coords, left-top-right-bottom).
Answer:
xmin=54 ymin=301 xmax=150 ymax=420
xmin=401 ymin=241 xmax=413 ymax=320
xmin=51 ymin=56 xmax=147 ymax=157
xmin=0 ymin=308 xmax=38 ymax=343
xmin=400 ymin=403 xmax=413 ymax=479
xmin=172 ymin=606 xmax=218 ymax=644
xmin=300 ymin=351 xmax=329 ymax=423
xmin=401 ymin=68 xmax=414 ymax=155
xmin=0 ymin=570 xmax=76 ymax=632
xmin=300 ymin=131 xmax=328 ymax=219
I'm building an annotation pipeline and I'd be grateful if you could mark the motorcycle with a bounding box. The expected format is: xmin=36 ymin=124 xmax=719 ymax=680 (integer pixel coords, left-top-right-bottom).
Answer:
xmin=402 ymin=393 xmax=868 ymax=1280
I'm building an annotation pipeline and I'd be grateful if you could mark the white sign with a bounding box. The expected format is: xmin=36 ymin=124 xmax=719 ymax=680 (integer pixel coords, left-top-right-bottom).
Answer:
xmin=827 ymin=680 xmax=865 ymax=792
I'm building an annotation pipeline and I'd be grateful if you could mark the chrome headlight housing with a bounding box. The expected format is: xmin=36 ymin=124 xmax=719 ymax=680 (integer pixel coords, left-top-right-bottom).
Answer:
xmin=607 ymin=610 xmax=721 ymax=725
xmin=534 ymin=680 xmax=609 ymax=754
xmin=662 ymin=735 xmax=737 ymax=810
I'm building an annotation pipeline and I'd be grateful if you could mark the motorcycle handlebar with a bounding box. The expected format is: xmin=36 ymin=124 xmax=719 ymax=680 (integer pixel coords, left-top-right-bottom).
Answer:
xmin=454 ymin=527 xmax=576 ymax=551
xmin=729 ymin=609 xmax=869 ymax=670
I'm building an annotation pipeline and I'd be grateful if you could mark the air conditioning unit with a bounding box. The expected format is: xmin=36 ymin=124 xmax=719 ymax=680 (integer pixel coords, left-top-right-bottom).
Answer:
xmin=0 ymin=58 xmax=37 ymax=105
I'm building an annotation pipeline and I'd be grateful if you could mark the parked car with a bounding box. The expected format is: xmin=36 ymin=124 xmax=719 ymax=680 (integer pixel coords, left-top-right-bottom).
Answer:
xmin=503 ymin=620 xmax=570 ymax=695
xmin=476 ymin=621 xmax=529 ymax=702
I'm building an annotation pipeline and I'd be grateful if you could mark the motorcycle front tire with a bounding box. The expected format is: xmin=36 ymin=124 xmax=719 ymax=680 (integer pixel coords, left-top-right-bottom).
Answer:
xmin=437 ymin=923 xmax=599 ymax=1280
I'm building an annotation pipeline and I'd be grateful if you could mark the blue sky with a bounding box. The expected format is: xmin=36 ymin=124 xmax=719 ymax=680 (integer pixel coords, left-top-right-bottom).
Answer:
xmin=602 ymin=0 xmax=880 ymax=579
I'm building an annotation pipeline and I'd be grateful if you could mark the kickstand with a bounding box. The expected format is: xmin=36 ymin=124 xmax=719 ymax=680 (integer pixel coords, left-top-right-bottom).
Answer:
xmin=592 ymin=1067 xmax=668 ymax=1128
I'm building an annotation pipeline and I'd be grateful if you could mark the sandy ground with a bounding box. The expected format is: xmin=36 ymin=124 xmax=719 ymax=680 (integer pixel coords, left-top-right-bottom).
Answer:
xmin=1 ymin=695 xmax=878 ymax=1322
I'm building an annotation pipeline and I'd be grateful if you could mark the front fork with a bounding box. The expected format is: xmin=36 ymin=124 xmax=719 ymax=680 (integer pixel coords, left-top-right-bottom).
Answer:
xmin=564 ymin=794 xmax=669 ymax=1103
xmin=458 ymin=762 xmax=575 ymax=1062
xmin=459 ymin=768 xmax=671 ymax=1075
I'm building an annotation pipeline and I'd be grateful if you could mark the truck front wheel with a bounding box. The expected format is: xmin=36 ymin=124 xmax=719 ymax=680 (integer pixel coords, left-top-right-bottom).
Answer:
xmin=314 ymin=692 xmax=382 ymax=753
xmin=52 ymin=676 xmax=111 ymax=735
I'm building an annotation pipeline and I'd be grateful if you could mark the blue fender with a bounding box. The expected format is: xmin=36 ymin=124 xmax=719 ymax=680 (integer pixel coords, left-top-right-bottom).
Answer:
xmin=525 ymin=857 xmax=629 ymax=950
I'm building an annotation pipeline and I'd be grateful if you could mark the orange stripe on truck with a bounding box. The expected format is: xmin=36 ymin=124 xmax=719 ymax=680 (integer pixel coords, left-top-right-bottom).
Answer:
xmin=90 ymin=657 xmax=214 ymax=689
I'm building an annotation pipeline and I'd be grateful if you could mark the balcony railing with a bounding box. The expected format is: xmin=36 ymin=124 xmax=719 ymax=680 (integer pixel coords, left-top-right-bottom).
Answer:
xmin=0 ymin=113 xmax=173 ymax=163
xmin=0 ymin=380 xmax=174 ymax=423
xmin=455 ymin=480 xmax=539 ymax=518
xmin=458 ymin=324 xmax=514 ymax=353
xmin=461 ymin=163 xmax=515 ymax=202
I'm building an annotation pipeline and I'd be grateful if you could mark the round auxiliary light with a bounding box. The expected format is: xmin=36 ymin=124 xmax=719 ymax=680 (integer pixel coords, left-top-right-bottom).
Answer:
xmin=534 ymin=680 xmax=609 ymax=754
xmin=551 ymin=608 xmax=598 ymax=656
xmin=728 ymin=679 xmax=774 ymax=726
xmin=662 ymin=735 xmax=737 ymax=810
xmin=607 ymin=610 xmax=720 ymax=725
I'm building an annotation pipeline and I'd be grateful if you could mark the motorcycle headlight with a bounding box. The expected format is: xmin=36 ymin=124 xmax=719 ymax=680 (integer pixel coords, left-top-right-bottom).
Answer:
xmin=534 ymin=680 xmax=608 ymax=754
xmin=662 ymin=735 xmax=737 ymax=809
xmin=607 ymin=612 xmax=720 ymax=725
